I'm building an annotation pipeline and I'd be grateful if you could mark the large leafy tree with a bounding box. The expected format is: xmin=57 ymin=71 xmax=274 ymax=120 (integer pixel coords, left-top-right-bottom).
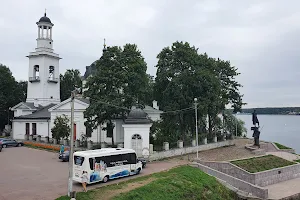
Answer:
xmin=84 ymin=44 xmax=149 ymax=146
xmin=0 ymin=64 xmax=26 ymax=130
xmin=153 ymin=41 xmax=244 ymax=143
xmin=51 ymin=115 xmax=70 ymax=141
xmin=60 ymin=69 xmax=82 ymax=101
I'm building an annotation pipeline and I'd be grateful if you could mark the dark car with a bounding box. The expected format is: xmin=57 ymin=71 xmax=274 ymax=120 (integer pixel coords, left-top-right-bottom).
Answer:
xmin=137 ymin=158 xmax=147 ymax=168
xmin=0 ymin=143 xmax=2 ymax=152
xmin=0 ymin=139 xmax=24 ymax=148
xmin=59 ymin=150 xmax=70 ymax=162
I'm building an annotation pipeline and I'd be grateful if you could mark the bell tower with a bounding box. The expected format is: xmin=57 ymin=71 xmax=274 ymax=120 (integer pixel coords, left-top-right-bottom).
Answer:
xmin=26 ymin=12 xmax=61 ymax=106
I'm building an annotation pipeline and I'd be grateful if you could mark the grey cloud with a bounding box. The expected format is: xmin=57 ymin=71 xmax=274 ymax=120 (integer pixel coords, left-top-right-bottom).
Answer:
xmin=1 ymin=0 xmax=300 ymax=107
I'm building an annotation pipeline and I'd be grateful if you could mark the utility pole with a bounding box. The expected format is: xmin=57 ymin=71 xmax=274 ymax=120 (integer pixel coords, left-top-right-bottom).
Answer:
xmin=194 ymin=98 xmax=199 ymax=159
xmin=68 ymin=90 xmax=75 ymax=197
xmin=235 ymin=113 xmax=238 ymax=138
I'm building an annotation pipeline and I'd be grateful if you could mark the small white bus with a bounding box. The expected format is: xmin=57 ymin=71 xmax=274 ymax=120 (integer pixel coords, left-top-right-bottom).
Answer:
xmin=72 ymin=148 xmax=143 ymax=184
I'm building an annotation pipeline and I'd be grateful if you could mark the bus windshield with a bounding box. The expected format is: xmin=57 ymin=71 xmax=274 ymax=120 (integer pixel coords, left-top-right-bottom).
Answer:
xmin=74 ymin=156 xmax=85 ymax=166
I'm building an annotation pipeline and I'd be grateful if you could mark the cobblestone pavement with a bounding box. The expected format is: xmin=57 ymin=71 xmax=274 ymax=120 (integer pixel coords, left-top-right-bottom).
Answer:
xmin=0 ymin=138 xmax=279 ymax=200
xmin=0 ymin=147 xmax=183 ymax=200
xmin=176 ymin=138 xmax=255 ymax=162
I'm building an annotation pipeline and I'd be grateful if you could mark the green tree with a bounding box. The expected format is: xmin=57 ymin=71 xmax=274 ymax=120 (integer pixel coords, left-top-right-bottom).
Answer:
xmin=0 ymin=64 xmax=25 ymax=130
xmin=223 ymin=111 xmax=247 ymax=137
xmin=60 ymin=69 xmax=82 ymax=101
xmin=153 ymin=41 xmax=244 ymax=143
xmin=51 ymin=115 xmax=70 ymax=141
xmin=84 ymin=44 xmax=149 ymax=146
xmin=17 ymin=81 xmax=27 ymax=102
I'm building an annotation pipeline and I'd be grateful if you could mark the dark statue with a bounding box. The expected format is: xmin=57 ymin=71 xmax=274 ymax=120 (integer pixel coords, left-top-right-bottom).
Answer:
xmin=251 ymin=110 xmax=261 ymax=148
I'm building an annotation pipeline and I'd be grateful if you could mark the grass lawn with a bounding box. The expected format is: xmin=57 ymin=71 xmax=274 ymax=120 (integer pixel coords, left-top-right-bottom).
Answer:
xmin=56 ymin=165 xmax=237 ymax=200
xmin=231 ymin=155 xmax=296 ymax=173
xmin=274 ymin=142 xmax=292 ymax=149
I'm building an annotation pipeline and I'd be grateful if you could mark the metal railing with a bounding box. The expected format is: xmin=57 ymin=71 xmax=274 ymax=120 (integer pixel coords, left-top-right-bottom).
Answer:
xmin=29 ymin=76 xmax=40 ymax=82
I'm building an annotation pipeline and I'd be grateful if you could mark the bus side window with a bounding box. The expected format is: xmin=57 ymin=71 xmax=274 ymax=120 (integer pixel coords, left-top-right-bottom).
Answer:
xmin=89 ymin=158 xmax=94 ymax=170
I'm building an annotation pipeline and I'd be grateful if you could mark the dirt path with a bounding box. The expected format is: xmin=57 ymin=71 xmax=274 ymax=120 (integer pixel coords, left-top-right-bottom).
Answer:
xmin=95 ymin=177 xmax=156 ymax=200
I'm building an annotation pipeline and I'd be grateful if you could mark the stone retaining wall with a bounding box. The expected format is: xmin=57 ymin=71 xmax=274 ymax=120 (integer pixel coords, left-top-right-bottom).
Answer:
xmin=191 ymin=163 xmax=268 ymax=199
xmin=254 ymin=164 xmax=300 ymax=187
xmin=197 ymin=160 xmax=255 ymax=184
xmin=149 ymin=140 xmax=234 ymax=161
xmin=271 ymin=142 xmax=296 ymax=154
xmin=196 ymin=158 xmax=300 ymax=187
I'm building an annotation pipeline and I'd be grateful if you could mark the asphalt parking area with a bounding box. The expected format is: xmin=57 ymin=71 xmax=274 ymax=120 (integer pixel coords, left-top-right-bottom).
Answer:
xmin=0 ymin=147 xmax=183 ymax=200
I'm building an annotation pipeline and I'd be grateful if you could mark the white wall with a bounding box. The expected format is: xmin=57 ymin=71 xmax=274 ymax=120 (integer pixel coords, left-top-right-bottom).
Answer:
xmin=147 ymin=113 xmax=161 ymax=121
xmin=14 ymin=110 xmax=33 ymax=117
xmin=122 ymin=124 xmax=152 ymax=151
xmin=12 ymin=120 xmax=49 ymax=140
xmin=26 ymin=54 xmax=60 ymax=106
xmin=50 ymin=111 xmax=85 ymax=140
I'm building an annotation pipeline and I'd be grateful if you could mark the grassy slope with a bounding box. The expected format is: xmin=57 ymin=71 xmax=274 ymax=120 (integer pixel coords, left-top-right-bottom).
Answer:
xmin=231 ymin=155 xmax=296 ymax=173
xmin=274 ymin=142 xmax=292 ymax=149
xmin=57 ymin=166 xmax=237 ymax=200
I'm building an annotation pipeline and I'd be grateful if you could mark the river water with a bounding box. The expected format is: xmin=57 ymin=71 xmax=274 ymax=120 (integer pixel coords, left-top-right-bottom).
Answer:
xmin=237 ymin=114 xmax=300 ymax=154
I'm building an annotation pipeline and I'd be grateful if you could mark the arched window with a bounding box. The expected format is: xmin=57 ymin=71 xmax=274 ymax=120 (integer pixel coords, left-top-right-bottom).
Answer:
xmin=34 ymin=65 xmax=39 ymax=78
xmin=49 ymin=66 xmax=54 ymax=80
xmin=132 ymin=134 xmax=142 ymax=140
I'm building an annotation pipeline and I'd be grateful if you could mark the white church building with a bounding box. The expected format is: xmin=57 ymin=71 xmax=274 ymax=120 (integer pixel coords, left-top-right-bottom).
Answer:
xmin=11 ymin=13 xmax=163 ymax=156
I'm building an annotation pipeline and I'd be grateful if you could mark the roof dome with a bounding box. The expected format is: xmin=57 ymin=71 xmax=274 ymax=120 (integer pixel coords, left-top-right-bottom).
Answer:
xmin=125 ymin=107 xmax=151 ymax=124
xmin=39 ymin=13 xmax=52 ymax=23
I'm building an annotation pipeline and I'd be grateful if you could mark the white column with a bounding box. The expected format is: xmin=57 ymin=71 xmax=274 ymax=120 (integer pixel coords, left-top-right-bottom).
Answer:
xmin=42 ymin=27 xmax=44 ymax=38
xmin=38 ymin=26 xmax=40 ymax=38
xmin=46 ymin=26 xmax=49 ymax=38
xmin=50 ymin=28 xmax=52 ymax=39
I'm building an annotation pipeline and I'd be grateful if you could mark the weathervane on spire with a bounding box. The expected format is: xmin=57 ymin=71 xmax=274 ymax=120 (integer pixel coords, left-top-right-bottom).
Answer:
xmin=45 ymin=8 xmax=47 ymax=16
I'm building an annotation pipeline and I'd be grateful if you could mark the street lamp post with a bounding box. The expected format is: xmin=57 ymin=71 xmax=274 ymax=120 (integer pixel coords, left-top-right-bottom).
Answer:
xmin=68 ymin=90 xmax=75 ymax=197
xmin=194 ymin=98 xmax=199 ymax=159
xmin=235 ymin=113 xmax=238 ymax=138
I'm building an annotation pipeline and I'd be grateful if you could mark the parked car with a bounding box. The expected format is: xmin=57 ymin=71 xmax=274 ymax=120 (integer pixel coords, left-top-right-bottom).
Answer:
xmin=137 ymin=158 xmax=147 ymax=168
xmin=59 ymin=150 xmax=70 ymax=162
xmin=0 ymin=139 xmax=24 ymax=148
xmin=0 ymin=143 xmax=2 ymax=152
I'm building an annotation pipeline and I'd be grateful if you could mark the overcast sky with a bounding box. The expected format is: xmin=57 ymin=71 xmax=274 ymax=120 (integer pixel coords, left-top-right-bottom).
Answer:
xmin=1 ymin=0 xmax=300 ymax=108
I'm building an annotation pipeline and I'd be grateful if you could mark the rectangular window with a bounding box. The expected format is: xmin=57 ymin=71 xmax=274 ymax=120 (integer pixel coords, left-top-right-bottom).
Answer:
xmin=32 ymin=123 xmax=37 ymax=135
xmin=74 ymin=156 xmax=85 ymax=166
xmin=25 ymin=123 xmax=30 ymax=135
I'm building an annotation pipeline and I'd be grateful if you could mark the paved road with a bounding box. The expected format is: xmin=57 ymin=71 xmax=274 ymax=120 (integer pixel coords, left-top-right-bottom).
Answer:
xmin=0 ymin=147 xmax=183 ymax=200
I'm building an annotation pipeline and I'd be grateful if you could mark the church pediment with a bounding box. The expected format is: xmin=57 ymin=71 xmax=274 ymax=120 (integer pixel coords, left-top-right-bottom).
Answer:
xmin=48 ymin=98 xmax=89 ymax=112
xmin=11 ymin=102 xmax=37 ymax=111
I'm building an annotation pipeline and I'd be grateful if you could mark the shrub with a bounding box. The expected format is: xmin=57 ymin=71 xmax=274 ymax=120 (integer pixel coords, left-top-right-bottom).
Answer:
xmin=24 ymin=141 xmax=69 ymax=152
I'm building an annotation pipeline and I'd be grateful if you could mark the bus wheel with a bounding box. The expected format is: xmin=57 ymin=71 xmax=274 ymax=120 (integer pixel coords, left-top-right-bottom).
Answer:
xmin=136 ymin=168 xmax=141 ymax=175
xmin=103 ymin=176 xmax=109 ymax=183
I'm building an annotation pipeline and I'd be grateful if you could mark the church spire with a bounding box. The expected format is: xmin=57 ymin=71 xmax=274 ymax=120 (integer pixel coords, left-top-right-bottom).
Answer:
xmin=103 ymin=38 xmax=107 ymax=52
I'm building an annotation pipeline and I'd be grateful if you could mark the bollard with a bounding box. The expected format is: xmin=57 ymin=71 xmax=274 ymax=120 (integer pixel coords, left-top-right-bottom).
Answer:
xmin=177 ymin=140 xmax=183 ymax=148
xmin=149 ymin=144 xmax=153 ymax=154
xmin=75 ymin=140 xmax=80 ymax=148
xmin=87 ymin=140 xmax=92 ymax=150
xmin=192 ymin=140 xmax=196 ymax=147
xmin=203 ymin=137 xmax=207 ymax=145
xmin=63 ymin=139 xmax=68 ymax=146
xmin=213 ymin=136 xmax=217 ymax=143
xmin=163 ymin=142 xmax=169 ymax=151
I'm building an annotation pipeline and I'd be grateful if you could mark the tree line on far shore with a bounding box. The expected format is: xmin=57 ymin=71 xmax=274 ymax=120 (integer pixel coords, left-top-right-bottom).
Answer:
xmin=239 ymin=107 xmax=300 ymax=115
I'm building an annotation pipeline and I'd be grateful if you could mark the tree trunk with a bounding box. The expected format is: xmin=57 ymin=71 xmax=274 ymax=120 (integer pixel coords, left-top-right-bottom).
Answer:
xmin=107 ymin=120 xmax=115 ymax=146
